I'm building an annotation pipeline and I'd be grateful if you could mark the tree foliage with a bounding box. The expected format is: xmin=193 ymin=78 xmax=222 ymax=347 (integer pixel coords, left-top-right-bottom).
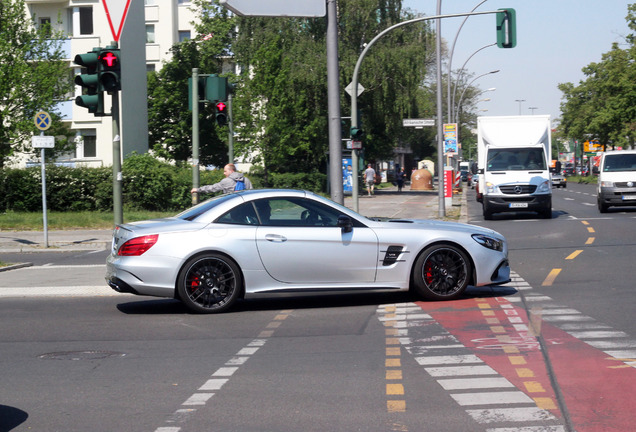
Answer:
xmin=558 ymin=3 xmax=636 ymax=151
xmin=0 ymin=0 xmax=72 ymax=167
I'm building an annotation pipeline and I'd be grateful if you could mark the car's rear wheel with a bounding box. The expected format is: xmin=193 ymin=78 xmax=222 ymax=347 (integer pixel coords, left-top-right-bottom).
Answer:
xmin=177 ymin=253 xmax=242 ymax=313
xmin=412 ymin=244 xmax=470 ymax=301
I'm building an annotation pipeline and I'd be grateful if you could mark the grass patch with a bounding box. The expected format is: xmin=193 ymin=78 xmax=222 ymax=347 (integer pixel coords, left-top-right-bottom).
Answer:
xmin=0 ymin=211 xmax=175 ymax=231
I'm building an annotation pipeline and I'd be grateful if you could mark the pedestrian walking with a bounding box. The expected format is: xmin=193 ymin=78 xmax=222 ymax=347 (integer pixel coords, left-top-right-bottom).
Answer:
xmin=396 ymin=167 xmax=406 ymax=192
xmin=364 ymin=164 xmax=376 ymax=196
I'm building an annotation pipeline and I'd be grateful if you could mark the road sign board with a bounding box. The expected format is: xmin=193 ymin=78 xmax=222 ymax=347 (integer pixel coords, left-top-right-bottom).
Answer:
xmin=402 ymin=118 xmax=435 ymax=127
xmin=102 ymin=0 xmax=131 ymax=42
xmin=32 ymin=136 xmax=55 ymax=149
xmin=34 ymin=111 xmax=52 ymax=131
xmin=345 ymin=82 xmax=365 ymax=97
xmin=219 ymin=0 xmax=326 ymax=17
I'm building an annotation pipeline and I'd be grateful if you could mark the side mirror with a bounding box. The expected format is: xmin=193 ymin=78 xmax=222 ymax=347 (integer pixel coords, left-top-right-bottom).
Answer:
xmin=478 ymin=168 xmax=484 ymax=174
xmin=337 ymin=215 xmax=353 ymax=233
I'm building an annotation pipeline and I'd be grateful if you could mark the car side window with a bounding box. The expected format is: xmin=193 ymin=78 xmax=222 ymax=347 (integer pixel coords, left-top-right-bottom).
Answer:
xmin=257 ymin=198 xmax=341 ymax=227
xmin=215 ymin=203 xmax=259 ymax=225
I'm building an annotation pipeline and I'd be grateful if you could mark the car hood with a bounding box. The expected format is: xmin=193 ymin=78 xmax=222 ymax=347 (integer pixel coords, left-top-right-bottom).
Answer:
xmin=371 ymin=218 xmax=503 ymax=237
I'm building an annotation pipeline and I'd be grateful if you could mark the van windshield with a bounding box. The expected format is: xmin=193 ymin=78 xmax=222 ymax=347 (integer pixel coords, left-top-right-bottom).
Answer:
xmin=602 ymin=154 xmax=636 ymax=172
xmin=486 ymin=149 xmax=546 ymax=171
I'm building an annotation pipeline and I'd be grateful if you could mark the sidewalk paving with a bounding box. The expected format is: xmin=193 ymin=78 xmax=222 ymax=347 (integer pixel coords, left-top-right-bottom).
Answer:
xmin=0 ymin=185 xmax=467 ymax=254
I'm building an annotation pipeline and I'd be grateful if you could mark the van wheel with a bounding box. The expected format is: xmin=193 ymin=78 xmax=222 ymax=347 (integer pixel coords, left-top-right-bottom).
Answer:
xmin=598 ymin=198 xmax=609 ymax=213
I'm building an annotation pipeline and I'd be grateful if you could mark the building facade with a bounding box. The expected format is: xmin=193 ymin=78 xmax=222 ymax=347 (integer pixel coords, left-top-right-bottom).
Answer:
xmin=21 ymin=0 xmax=200 ymax=168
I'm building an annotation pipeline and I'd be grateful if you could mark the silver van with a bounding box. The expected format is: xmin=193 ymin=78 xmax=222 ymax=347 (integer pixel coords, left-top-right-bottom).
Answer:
xmin=597 ymin=150 xmax=636 ymax=212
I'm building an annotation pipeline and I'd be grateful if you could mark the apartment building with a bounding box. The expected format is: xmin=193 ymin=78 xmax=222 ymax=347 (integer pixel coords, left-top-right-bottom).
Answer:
xmin=21 ymin=0 xmax=201 ymax=168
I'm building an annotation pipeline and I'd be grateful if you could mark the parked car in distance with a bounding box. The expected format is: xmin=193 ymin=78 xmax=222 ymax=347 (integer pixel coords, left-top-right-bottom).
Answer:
xmin=552 ymin=173 xmax=567 ymax=188
xmin=106 ymin=189 xmax=510 ymax=313
xmin=563 ymin=162 xmax=576 ymax=176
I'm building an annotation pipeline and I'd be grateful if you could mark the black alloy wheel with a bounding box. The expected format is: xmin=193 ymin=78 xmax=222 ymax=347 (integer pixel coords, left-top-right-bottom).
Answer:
xmin=412 ymin=244 xmax=470 ymax=301
xmin=177 ymin=253 xmax=242 ymax=313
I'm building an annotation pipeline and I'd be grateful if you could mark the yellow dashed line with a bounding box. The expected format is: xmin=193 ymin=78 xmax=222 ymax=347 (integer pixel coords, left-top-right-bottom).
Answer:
xmin=486 ymin=317 xmax=500 ymax=324
xmin=516 ymin=368 xmax=535 ymax=378
xmin=386 ymin=370 xmax=403 ymax=380
xmin=503 ymin=345 xmax=520 ymax=354
xmin=490 ymin=326 xmax=506 ymax=333
xmin=273 ymin=314 xmax=288 ymax=320
xmin=587 ymin=227 xmax=595 ymax=233
xmin=581 ymin=221 xmax=589 ymax=225
xmin=386 ymin=383 xmax=405 ymax=395
xmin=386 ymin=328 xmax=399 ymax=336
xmin=566 ymin=250 xmax=583 ymax=260
xmin=386 ymin=347 xmax=401 ymax=356
xmin=542 ymin=268 xmax=561 ymax=286
xmin=386 ymin=358 xmax=401 ymax=367
xmin=524 ymin=381 xmax=546 ymax=393
xmin=477 ymin=303 xmax=492 ymax=309
xmin=386 ymin=337 xmax=400 ymax=345
xmin=586 ymin=237 xmax=595 ymax=245
xmin=534 ymin=397 xmax=557 ymax=409
xmin=481 ymin=310 xmax=496 ymax=317
xmin=387 ymin=400 xmax=406 ymax=413
xmin=509 ymin=356 xmax=527 ymax=365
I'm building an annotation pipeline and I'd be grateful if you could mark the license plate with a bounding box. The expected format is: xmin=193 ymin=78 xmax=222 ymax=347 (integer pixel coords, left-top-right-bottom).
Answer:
xmin=509 ymin=202 xmax=529 ymax=208
xmin=622 ymin=195 xmax=636 ymax=201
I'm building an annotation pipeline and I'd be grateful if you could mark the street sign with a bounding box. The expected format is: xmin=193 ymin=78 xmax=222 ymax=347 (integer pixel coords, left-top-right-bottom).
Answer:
xmin=219 ymin=0 xmax=325 ymax=17
xmin=34 ymin=111 xmax=52 ymax=131
xmin=402 ymin=118 xmax=435 ymax=127
xmin=102 ymin=0 xmax=131 ymax=42
xmin=345 ymin=82 xmax=365 ymax=97
xmin=32 ymin=136 xmax=55 ymax=149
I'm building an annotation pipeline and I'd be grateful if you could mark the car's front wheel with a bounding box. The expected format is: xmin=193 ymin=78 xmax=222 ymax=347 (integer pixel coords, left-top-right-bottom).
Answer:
xmin=177 ymin=253 xmax=242 ymax=313
xmin=412 ymin=244 xmax=471 ymax=301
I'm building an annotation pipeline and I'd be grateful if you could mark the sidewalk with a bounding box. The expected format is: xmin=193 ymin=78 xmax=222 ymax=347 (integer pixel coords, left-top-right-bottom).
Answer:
xmin=0 ymin=186 xmax=467 ymax=254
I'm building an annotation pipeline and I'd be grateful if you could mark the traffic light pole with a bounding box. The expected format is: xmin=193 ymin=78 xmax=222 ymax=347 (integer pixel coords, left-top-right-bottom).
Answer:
xmin=112 ymin=91 xmax=123 ymax=225
xmin=349 ymin=10 xmax=505 ymax=214
xmin=192 ymin=68 xmax=200 ymax=205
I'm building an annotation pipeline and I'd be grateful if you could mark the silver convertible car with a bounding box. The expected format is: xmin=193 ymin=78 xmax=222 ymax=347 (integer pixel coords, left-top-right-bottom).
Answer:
xmin=106 ymin=189 xmax=510 ymax=313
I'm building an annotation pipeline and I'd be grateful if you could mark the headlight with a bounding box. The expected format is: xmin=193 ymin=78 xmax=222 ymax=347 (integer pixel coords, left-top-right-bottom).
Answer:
xmin=600 ymin=180 xmax=614 ymax=188
xmin=485 ymin=182 xmax=496 ymax=193
xmin=537 ymin=180 xmax=551 ymax=193
xmin=472 ymin=234 xmax=504 ymax=251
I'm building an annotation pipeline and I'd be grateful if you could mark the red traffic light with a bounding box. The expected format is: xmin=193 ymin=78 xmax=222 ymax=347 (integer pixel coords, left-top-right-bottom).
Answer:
xmin=99 ymin=51 xmax=118 ymax=68
xmin=216 ymin=101 xmax=226 ymax=111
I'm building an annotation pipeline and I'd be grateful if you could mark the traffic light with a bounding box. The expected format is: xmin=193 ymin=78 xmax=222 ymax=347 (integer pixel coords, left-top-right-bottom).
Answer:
xmin=98 ymin=47 xmax=121 ymax=92
xmin=205 ymin=75 xmax=228 ymax=102
xmin=74 ymin=48 xmax=104 ymax=115
xmin=496 ymin=8 xmax=517 ymax=48
xmin=215 ymin=101 xmax=228 ymax=126
xmin=350 ymin=126 xmax=364 ymax=140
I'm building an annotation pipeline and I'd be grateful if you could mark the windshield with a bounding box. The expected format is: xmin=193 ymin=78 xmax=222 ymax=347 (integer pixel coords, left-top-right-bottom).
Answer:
xmin=486 ymin=148 xmax=547 ymax=171
xmin=176 ymin=194 xmax=237 ymax=221
xmin=602 ymin=154 xmax=636 ymax=172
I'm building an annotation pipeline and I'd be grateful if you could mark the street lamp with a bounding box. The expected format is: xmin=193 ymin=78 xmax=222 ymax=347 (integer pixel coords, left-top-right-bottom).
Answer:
xmin=529 ymin=106 xmax=538 ymax=115
xmin=446 ymin=0 xmax=490 ymax=123
xmin=515 ymin=99 xmax=526 ymax=115
xmin=455 ymin=72 xmax=499 ymax=122
xmin=450 ymin=43 xmax=496 ymax=122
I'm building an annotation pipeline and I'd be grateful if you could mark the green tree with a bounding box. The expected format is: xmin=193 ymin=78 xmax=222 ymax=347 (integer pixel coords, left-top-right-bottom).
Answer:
xmin=230 ymin=0 xmax=435 ymax=179
xmin=147 ymin=0 xmax=236 ymax=166
xmin=0 ymin=0 xmax=72 ymax=167
xmin=558 ymin=3 xmax=635 ymax=151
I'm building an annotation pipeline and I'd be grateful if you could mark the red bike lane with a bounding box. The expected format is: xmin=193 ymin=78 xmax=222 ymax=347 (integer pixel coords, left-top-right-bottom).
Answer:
xmin=416 ymin=297 xmax=636 ymax=432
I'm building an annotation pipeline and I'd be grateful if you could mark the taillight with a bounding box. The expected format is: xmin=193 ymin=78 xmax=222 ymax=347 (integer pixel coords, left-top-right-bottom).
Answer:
xmin=118 ymin=234 xmax=158 ymax=256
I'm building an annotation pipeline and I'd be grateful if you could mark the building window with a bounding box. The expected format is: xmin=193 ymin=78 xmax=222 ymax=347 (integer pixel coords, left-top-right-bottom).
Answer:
xmin=76 ymin=132 xmax=97 ymax=159
xmin=146 ymin=24 xmax=155 ymax=43
xmin=83 ymin=135 xmax=97 ymax=158
xmin=178 ymin=31 xmax=191 ymax=42
xmin=146 ymin=64 xmax=156 ymax=72
xmin=79 ymin=7 xmax=93 ymax=35
xmin=39 ymin=17 xmax=52 ymax=37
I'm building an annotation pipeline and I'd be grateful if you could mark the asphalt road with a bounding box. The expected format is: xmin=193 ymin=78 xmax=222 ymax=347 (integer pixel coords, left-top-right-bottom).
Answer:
xmin=2 ymin=183 xmax=635 ymax=432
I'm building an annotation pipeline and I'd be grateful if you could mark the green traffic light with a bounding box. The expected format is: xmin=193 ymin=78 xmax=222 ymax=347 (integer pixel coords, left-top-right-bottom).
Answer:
xmin=496 ymin=8 xmax=517 ymax=49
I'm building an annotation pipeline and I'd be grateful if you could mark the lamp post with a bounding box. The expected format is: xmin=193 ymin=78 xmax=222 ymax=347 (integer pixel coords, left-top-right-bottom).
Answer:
xmin=455 ymin=73 xmax=499 ymax=123
xmin=529 ymin=106 xmax=538 ymax=115
xmin=450 ymin=43 xmax=496 ymax=123
xmin=515 ymin=99 xmax=526 ymax=115
xmin=446 ymin=0 xmax=490 ymax=123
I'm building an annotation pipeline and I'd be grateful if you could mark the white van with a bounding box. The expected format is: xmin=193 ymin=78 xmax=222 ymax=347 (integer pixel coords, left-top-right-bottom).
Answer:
xmin=597 ymin=150 xmax=636 ymax=212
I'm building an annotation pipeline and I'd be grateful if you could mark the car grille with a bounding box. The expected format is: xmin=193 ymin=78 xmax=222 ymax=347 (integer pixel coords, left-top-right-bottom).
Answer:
xmin=614 ymin=181 xmax=636 ymax=188
xmin=499 ymin=185 xmax=537 ymax=194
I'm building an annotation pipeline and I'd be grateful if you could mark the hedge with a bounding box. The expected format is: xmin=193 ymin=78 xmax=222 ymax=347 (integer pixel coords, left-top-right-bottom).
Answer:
xmin=0 ymin=154 xmax=327 ymax=212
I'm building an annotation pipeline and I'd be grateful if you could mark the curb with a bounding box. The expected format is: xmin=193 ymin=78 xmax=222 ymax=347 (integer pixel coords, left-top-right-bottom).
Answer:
xmin=0 ymin=262 xmax=33 ymax=272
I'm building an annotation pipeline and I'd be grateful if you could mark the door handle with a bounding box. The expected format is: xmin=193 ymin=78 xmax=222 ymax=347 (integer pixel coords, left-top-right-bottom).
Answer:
xmin=265 ymin=234 xmax=287 ymax=243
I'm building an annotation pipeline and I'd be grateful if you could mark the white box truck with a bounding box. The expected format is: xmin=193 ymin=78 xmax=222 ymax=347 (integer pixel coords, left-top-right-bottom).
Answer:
xmin=477 ymin=115 xmax=552 ymax=220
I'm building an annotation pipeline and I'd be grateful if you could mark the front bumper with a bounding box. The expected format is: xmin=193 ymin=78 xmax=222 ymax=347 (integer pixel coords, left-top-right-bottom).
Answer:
xmin=483 ymin=194 xmax=551 ymax=212
xmin=598 ymin=187 xmax=636 ymax=206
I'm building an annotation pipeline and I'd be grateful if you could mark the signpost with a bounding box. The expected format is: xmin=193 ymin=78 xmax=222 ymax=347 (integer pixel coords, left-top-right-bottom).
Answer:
xmin=403 ymin=118 xmax=435 ymax=127
xmin=102 ymin=0 xmax=131 ymax=42
xmin=33 ymin=111 xmax=53 ymax=247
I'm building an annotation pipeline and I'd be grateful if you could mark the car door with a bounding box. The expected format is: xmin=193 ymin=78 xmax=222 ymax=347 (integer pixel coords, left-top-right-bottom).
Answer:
xmin=254 ymin=198 xmax=379 ymax=284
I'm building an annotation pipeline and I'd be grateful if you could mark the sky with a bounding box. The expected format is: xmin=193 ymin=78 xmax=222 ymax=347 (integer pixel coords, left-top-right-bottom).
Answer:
xmin=401 ymin=0 xmax=632 ymax=125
